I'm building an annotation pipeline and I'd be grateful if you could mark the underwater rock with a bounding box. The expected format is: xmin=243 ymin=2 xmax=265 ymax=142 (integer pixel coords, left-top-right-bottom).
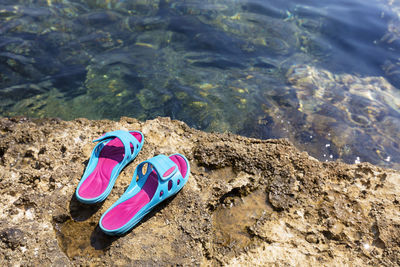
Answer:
xmin=0 ymin=116 xmax=399 ymax=266
xmin=282 ymin=64 xmax=400 ymax=169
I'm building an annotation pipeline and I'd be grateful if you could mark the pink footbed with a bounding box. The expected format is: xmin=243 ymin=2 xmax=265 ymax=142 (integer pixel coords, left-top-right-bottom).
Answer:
xmin=101 ymin=155 xmax=187 ymax=230
xmin=78 ymin=132 xmax=142 ymax=199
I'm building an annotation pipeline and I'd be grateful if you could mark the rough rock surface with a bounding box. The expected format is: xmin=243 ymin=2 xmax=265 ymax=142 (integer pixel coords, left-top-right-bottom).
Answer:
xmin=0 ymin=116 xmax=399 ymax=266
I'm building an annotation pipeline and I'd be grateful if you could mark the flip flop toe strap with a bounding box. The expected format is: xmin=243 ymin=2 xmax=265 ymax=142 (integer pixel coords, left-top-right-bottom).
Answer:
xmin=133 ymin=155 xmax=182 ymax=199
xmin=142 ymin=155 xmax=178 ymax=180
xmin=93 ymin=130 xmax=140 ymax=161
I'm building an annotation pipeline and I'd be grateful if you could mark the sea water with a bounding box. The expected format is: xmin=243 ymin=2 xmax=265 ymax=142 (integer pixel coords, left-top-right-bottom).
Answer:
xmin=1 ymin=0 xmax=400 ymax=169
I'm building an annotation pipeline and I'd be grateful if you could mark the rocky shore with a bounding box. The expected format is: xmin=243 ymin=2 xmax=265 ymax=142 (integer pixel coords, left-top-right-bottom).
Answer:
xmin=0 ymin=116 xmax=399 ymax=266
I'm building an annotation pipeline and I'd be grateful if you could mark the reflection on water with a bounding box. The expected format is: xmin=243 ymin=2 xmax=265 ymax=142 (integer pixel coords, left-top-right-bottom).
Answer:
xmin=1 ymin=0 xmax=400 ymax=169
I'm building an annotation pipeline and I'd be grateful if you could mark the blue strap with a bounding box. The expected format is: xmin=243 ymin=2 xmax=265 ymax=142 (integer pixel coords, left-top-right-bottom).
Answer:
xmin=93 ymin=130 xmax=140 ymax=161
xmin=141 ymin=155 xmax=178 ymax=181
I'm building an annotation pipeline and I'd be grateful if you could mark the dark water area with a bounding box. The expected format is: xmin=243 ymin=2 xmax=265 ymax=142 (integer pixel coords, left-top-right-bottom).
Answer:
xmin=1 ymin=0 xmax=400 ymax=169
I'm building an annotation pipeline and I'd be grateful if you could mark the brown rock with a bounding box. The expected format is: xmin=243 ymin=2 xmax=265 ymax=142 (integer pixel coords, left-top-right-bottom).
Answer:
xmin=0 ymin=116 xmax=399 ymax=266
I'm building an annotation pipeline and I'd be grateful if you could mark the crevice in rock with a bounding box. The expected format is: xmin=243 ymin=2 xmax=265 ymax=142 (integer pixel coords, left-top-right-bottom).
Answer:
xmin=0 ymin=146 xmax=6 ymax=159
xmin=60 ymin=145 xmax=67 ymax=154
xmin=207 ymin=184 xmax=258 ymax=211
xmin=52 ymin=214 xmax=71 ymax=224
xmin=246 ymin=225 xmax=273 ymax=244
xmin=321 ymin=230 xmax=341 ymax=241
xmin=38 ymin=147 xmax=46 ymax=155
xmin=18 ymin=173 xmax=41 ymax=186
xmin=371 ymin=222 xmax=386 ymax=249
xmin=13 ymin=196 xmax=36 ymax=210
xmin=48 ymin=176 xmax=56 ymax=191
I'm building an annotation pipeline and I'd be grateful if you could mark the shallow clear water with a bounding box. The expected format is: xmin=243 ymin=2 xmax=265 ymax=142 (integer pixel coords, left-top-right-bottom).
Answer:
xmin=1 ymin=0 xmax=400 ymax=169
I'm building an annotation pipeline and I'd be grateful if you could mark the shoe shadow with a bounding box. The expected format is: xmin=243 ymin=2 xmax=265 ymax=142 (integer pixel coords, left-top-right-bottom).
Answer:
xmin=69 ymin=158 xmax=105 ymax=221
xmin=90 ymin=225 xmax=119 ymax=250
xmin=89 ymin=194 xmax=177 ymax=250
xmin=69 ymin=193 xmax=105 ymax=222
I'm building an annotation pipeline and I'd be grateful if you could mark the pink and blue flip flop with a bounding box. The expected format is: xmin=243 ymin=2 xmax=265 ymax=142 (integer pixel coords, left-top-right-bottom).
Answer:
xmin=99 ymin=154 xmax=190 ymax=235
xmin=75 ymin=130 xmax=144 ymax=204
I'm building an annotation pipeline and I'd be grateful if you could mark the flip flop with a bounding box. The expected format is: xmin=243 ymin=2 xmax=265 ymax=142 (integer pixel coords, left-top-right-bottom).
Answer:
xmin=99 ymin=154 xmax=190 ymax=235
xmin=75 ymin=130 xmax=144 ymax=204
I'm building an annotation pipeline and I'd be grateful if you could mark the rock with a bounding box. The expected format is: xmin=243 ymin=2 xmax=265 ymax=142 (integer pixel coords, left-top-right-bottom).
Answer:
xmin=0 ymin=116 xmax=399 ymax=266
xmin=0 ymin=228 xmax=26 ymax=250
